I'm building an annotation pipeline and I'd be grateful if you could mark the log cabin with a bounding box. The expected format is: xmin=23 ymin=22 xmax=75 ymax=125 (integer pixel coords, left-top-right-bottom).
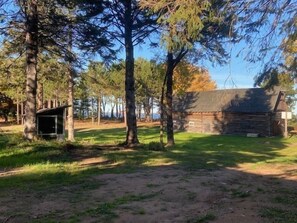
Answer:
xmin=173 ymin=88 xmax=288 ymax=136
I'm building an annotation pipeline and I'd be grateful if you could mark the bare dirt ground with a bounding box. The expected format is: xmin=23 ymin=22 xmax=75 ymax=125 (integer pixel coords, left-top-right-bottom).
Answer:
xmin=1 ymin=164 xmax=296 ymax=223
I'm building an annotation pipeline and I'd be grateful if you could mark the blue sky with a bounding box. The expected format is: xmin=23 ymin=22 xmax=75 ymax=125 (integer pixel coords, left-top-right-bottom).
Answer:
xmin=133 ymin=42 xmax=262 ymax=89
xmin=207 ymin=52 xmax=260 ymax=89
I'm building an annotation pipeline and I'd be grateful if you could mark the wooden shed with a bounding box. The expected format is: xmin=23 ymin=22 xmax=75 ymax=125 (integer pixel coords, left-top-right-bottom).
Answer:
xmin=36 ymin=105 xmax=69 ymax=139
xmin=173 ymin=88 xmax=288 ymax=136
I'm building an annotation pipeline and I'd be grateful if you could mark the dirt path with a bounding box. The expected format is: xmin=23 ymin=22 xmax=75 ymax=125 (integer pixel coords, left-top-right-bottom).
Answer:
xmin=1 ymin=165 xmax=296 ymax=223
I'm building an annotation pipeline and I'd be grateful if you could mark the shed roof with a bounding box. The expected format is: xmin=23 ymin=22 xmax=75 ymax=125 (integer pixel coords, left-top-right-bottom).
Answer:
xmin=37 ymin=105 xmax=70 ymax=115
xmin=173 ymin=88 xmax=282 ymax=113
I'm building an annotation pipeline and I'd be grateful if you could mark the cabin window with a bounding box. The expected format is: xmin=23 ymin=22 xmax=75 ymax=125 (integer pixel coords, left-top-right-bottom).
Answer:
xmin=189 ymin=121 xmax=195 ymax=127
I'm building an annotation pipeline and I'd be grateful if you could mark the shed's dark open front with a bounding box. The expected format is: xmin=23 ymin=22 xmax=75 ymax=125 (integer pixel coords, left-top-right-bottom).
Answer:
xmin=36 ymin=105 xmax=69 ymax=139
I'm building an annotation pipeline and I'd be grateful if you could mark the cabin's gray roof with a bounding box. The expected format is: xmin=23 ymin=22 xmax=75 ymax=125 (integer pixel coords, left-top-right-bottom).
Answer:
xmin=173 ymin=88 xmax=281 ymax=113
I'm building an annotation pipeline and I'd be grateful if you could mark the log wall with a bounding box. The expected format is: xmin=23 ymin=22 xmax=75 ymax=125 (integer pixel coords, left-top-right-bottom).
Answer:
xmin=174 ymin=112 xmax=284 ymax=136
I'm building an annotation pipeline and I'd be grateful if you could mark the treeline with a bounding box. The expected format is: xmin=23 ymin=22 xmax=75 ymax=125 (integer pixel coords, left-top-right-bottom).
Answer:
xmin=0 ymin=55 xmax=215 ymax=123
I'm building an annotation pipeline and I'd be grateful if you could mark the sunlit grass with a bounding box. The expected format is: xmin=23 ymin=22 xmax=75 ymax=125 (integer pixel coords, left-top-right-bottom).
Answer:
xmin=1 ymin=123 xmax=297 ymax=190
xmin=143 ymin=157 xmax=178 ymax=166
xmin=0 ymin=124 xmax=23 ymax=133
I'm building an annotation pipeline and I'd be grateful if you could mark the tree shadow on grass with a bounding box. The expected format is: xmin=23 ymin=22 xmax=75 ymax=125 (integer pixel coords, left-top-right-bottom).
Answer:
xmin=75 ymin=127 xmax=127 ymax=144
xmin=168 ymin=132 xmax=295 ymax=168
xmin=0 ymin=141 xmax=75 ymax=169
xmin=1 ymin=125 xmax=294 ymax=171
xmin=0 ymin=125 xmax=296 ymax=193
xmin=75 ymin=126 xmax=160 ymax=144
xmin=73 ymin=126 xmax=294 ymax=169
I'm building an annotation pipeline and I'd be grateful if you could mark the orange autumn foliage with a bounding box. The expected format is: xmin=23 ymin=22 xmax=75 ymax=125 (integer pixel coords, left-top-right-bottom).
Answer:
xmin=173 ymin=62 xmax=216 ymax=94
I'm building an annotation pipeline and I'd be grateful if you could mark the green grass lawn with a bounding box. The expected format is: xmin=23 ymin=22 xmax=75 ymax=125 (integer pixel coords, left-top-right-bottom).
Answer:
xmin=77 ymin=125 xmax=297 ymax=168
xmin=1 ymin=125 xmax=297 ymax=223
xmin=0 ymin=125 xmax=297 ymax=190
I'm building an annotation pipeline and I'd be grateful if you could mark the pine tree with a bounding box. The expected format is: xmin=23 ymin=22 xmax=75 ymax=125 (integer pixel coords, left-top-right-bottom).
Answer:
xmin=140 ymin=0 xmax=236 ymax=146
xmin=134 ymin=58 xmax=163 ymax=122
xmin=101 ymin=0 xmax=157 ymax=146
xmin=83 ymin=61 xmax=111 ymax=125
xmin=0 ymin=0 xmax=112 ymax=140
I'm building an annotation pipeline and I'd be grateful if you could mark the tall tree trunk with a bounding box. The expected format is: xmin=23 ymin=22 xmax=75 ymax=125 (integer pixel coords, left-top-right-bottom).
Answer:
xmin=102 ymin=97 xmax=106 ymax=117
xmin=67 ymin=25 xmax=75 ymax=141
xmin=24 ymin=0 xmax=38 ymax=141
xmin=139 ymin=105 xmax=142 ymax=120
xmin=165 ymin=52 xmax=175 ymax=146
xmin=143 ymin=97 xmax=151 ymax=122
xmin=86 ymin=103 xmax=89 ymax=119
xmin=67 ymin=65 xmax=74 ymax=141
xmin=122 ymin=98 xmax=127 ymax=126
xmin=21 ymin=101 xmax=24 ymax=125
xmin=124 ymin=0 xmax=139 ymax=146
xmin=91 ymin=98 xmax=95 ymax=124
xmin=16 ymin=98 xmax=20 ymax=124
xmin=111 ymin=102 xmax=115 ymax=119
xmin=151 ymin=97 xmax=154 ymax=122
xmin=160 ymin=74 xmax=167 ymax=145
xmin=97 ymin=96 xmax=101 ymax=125
xmin=116 ymin=98 xmax=119 ymax=119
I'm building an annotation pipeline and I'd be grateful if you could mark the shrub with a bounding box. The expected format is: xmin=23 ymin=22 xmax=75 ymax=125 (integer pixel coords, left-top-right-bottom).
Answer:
xmin=147 ymin=141 xmax=166 ymax=151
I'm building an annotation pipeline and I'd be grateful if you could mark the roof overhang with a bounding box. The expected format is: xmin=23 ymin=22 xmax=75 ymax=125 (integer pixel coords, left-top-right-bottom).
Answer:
xmin=37 ymin=105 xmax=70 ymax=115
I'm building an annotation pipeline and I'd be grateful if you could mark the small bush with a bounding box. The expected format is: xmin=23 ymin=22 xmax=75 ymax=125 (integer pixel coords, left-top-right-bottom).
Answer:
xmin=147 ymin=141 xmax=166 ymax=151
xmin=187 ymin=213 xmax=216 ymax=223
